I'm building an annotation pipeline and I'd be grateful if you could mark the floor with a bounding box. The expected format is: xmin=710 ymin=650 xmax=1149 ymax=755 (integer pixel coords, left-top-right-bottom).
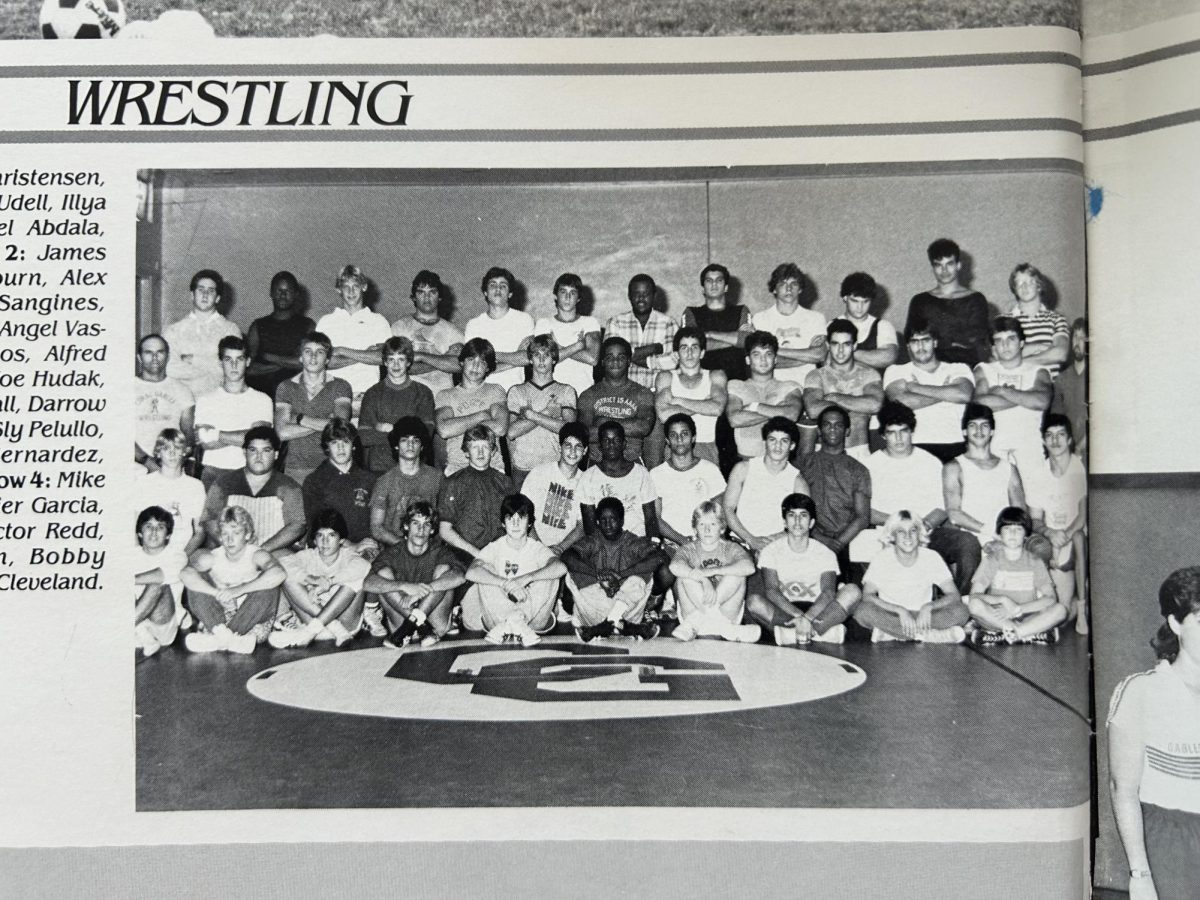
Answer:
xmin=136 ymin=627 xmax=1093 ymax=813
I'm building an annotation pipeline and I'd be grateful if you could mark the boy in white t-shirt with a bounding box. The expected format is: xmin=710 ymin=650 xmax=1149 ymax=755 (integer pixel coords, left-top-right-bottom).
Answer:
xmin=650 ymin=413 xmax=726 ymax=547
xmin=746 ymin=492 xmax=860 ymax=646
xmin=464 ymin=494 xmax=567 ymax=646
xmin=521 ymin=422 xmax=588 ymax=554
xmin=134 ymin=506 xmax=189 ymax=658
xmin=669 ymin=500 xmax=760 ymax=643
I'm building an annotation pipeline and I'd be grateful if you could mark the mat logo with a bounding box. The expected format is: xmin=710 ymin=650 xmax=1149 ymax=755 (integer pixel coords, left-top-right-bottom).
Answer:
xmin=247 ymin=637 xmax=866 ymax=722
xmin=385 ymin=643 xmax=739 ymax=703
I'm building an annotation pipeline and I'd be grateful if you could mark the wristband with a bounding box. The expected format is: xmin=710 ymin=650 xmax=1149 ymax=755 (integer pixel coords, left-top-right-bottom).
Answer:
xmin=1129 ymin=869 xmax=1152 ymax=879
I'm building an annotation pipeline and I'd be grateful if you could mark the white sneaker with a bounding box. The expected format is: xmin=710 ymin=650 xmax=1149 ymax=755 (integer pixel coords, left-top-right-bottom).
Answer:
xmin=420 ymin=632 xmax=441 ymax=648
xmin=871 ymin=628 xmax=899 ymax=643
xmin=226 ymin=631 xmax=257 ymax=654
xmin=812 ymin=624 xmax=845 ymax=645
xmin=327 ymin=620 xmax=354 ymax=647
xmin=726 ymin=623 xmax=761 ymax=644
xmin=484 ymin=622 xmax=509 ymax=645
xmin=672 ymin=621 xmax=697 ymax=642
xmin=773 ymin=625 xmax=798 ymax=647
xmin=268 ymin=622 xmax=318 ymax=649
xmin=185 ymin=630 xmax=222 ymax=653
xmin=920 ymin=626 xmax=966 ymax=645
xmin=514 ymin=620 xmax=541 ymax=647
xmin=363 ymin=601 xmax=388 ymax=638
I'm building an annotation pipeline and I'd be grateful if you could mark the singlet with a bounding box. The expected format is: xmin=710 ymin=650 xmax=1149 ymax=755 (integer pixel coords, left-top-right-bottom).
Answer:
xmin=956 ymin=454 xmax=1013 ymax=545
xmin=737 ymin=456 xmax=799 ymax=538
xmin=685 ymin=305 xmax=749 ymax=380
xmin=670 ymin=370 xmax=716 ymax=444
xmin=208 ymin=543 xmax=264 ymax=608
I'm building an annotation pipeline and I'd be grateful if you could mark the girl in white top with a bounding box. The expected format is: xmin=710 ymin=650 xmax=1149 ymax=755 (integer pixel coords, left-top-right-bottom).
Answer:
xmin=1108 ymin=567 xmax=1200 ymax=900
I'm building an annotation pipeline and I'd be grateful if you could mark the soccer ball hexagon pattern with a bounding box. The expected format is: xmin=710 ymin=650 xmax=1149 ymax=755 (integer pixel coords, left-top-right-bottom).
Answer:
xmin=40 ymin=0 xmax=126 ymax=39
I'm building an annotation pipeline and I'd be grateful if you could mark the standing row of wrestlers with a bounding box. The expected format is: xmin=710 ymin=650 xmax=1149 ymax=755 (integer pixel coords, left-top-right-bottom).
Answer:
xmin=134 ymin=238 xmax=1087 ymax=655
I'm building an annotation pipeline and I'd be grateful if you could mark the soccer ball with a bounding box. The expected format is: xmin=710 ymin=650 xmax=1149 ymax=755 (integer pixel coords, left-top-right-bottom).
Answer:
xmin=40 ymin=0 xmax=126 ymax=39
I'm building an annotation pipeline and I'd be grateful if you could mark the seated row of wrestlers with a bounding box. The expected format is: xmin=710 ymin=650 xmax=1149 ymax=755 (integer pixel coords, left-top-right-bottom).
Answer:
xmin=134 ymin=406 xmax=1076 ymax=655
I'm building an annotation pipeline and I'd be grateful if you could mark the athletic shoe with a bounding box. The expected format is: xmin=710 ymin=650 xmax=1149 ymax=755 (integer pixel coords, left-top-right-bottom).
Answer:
xmin=141 ymin=638 xmax=162 ymax=658
xmin=484 ymin=622 xmax=509 ymax=645
xmin=363 ymin=601 xmax=388 ymax=638
xmin=184 ymin=630 xmax=223 ymax=653
xmin=972 ymin=630 xmax=1007 ymax=646
xmin=514 ymin=619 xmax=541 ymax=647
xmin=773 ymin=625 xmax=797 ymax=647
xmin=870 ymin=628 xmax=899 ymax=643
xmin=716 ymin=621 xmax=761 ymax=644
xmin=577 ymin=620 xmax=616 ymax=643
xmin=920 ymin=625 xmax=966 ymax=645
xmin=268 ymin=622 xmax=317 ymax=649
xmin=1025 ymin=627 xmax=1060 ymax=646
xmin=419 ymin=627 xmax=441 ymax=649
xmin=812 ymin=624 xmax=846 ymax=645
xmin=385 ymin=617 xmax=420 ymax=649
xmin=671 ymin=621 xmax=697 ymax=642
xmin=226 ymin=631 xmax=257 ymax=654
xmin=327 ymin=620 xmax=354 ymax=647
xmin=446 ymin=606 xmax=463 ymax=636
xmin=624 ymin=620 xmax=660 ymax=641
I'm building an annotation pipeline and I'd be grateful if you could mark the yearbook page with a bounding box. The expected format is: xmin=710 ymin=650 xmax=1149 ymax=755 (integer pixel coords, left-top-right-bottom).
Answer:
xmin=0 ymin=20 xmax=1091 ymax=899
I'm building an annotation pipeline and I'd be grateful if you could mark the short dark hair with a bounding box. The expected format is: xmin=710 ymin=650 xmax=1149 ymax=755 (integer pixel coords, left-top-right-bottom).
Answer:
xmin=700 ymin=262 xmax=730 ymax=284
xmin=301 ymin=331 xmax=334 ymax=359
xmin=500 ymin=493 xmax=536 ymax=531
xmin=190 ymin=269 xmax=223 ymax=294
xmin=595 ymin=496 xmax=625 ymax=524
xmin=559 ymin=421 xmax=589 ymax=446
xmin=321 ymin=417 xmax=359 ymax=455
xmin=878 ymin=400 xmax=917 ymax=434
xmin=600 ymin=335 xmax=632 ymax=358
xmin=903 ymin=316 xmax=940 ymax=344
xmin=826 ymin=318 xmax=858 ymax=343
xmin=840 ymin=271 xmax=876 ymax=301
xmin=597 ymin=420 xmax=626 ymax=442
xmin=927 ymin=238 xmax=960 ymax=263
xmin=768 ymin=263 xmax=804 ymax=294
xmin=553 ymin=272 xmax=583 ymax=294
xmin=410 ymin=270 xmax=443 ymax=298
xmin=308 ymin=508 xmax=350 ymax=545
xmin=382 ymin=335 xmax=415 ymax=365
xmin=1040 ymin=412 xmax=1075 ymax=454
xmin=1154 ymin=567 xmax=1200 ymax=661
xmin=673 ymin=326 xmax=707 ymax=353
xmin=243 ymin=425 xmax=281 ymax=450
xmin=992 ymin=316 xmax=1025 ymax=343
xmin=664 ymin=413 xmax=696 ymax=437
xmin=781 ymin=492 xmax=817 ymax=522
xmin=961 ymin=402 xmax=995 ymax=430
xmin=270 ymin=270 xmax=298 ymax=291
xmin=402 ymin=500 xmax=439 ymax=532
xmin=481 ymin=266 xmax=515 ymax=294
xmin=995 ymin=505 xmax=1033 ymax=536
xmin=459 ymin=337 xmax=497 ymax=374
xmin=761 ymin=415 xmax=799 ymax=444
xmin=217 ymin=335 xmax=246 ymax=359
xmin=628 ymin=273 xmax=656 ymax=298
xmin=744 ymin=330 xmax=779 ymax=356
xmin=136 ymin=505 xmax=175 ymax=541
xmin=818 ymin=404 xmax=850 ymax=429
xmin=389 ymin=416 xmax=430 ymax=453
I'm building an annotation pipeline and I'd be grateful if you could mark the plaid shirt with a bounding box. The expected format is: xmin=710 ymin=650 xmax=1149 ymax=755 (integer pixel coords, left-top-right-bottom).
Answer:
xmin=603 ymin=310 xmax=679 ymax=389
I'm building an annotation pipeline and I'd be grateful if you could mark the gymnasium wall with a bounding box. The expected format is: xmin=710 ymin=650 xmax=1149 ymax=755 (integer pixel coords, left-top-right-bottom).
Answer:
xmin=146 ymin=167 xmax=1085 ymax=337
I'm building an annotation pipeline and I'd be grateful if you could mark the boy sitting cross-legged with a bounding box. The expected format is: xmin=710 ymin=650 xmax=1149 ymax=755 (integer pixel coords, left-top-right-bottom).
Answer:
xmin=364 ymin=500 xmax=466 ymax=649
xmin=966 ymin=505 xmax=1067 ymax=645
xmin=745 ymin=492 xmax=860 ymax=647
xmin=669 ymin=500 xmax=761 ymax=643
xmin=181 ymin=505 xmax=286 ymax=654
xmin=464 ymin=494 xmax=567 ymax=647
xmin=561 ymin=497 xmax=668 ymax=642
